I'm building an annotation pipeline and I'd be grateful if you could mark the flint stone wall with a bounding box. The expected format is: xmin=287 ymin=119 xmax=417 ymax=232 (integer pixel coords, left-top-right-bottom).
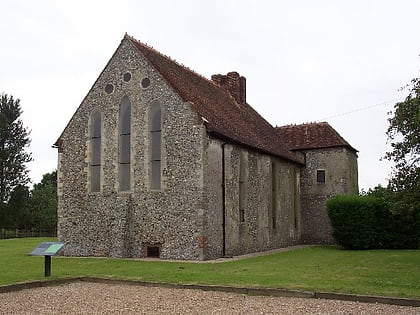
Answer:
xmin=300 ymin=147 xmax=359 ymax=244
xmin=203 ymin=139 xmax=302 ymax=258
xmin=58 ymin=38 xmax=206 ymax=260
xmin=57 ymin=37 xmax=358 ymax=260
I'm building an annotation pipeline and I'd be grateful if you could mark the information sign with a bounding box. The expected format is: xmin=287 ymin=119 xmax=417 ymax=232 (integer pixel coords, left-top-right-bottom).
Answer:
xmin=29 ymin=242 xmax=65 ymax=277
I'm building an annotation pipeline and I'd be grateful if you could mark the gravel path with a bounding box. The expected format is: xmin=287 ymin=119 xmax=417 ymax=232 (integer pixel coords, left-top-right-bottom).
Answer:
xmin=0 ymin=282 xmax=418 ymax=314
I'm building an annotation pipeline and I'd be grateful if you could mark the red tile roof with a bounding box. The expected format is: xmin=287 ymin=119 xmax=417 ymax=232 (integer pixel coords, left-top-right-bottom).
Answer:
xmin=127 ymin=35 xmax=304 ymax=164
xmin=276 ymin=122 xmax=358 ymax=152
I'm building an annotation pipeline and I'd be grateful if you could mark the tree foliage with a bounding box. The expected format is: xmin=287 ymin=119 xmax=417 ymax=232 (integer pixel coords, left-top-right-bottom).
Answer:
xmin=384 ymin=78 xmax=420 ymax=215
xmin=0 ymin=93 xmax=32 ymax=204
xmin=0 ymin=171 xmax=57 ymax=233
xmin=2 ymin=185 xmax=30 ymax=229
xmin=29 ymin=170 xmax=57 ymax=231
xmin=386 ymin=78 xmax=420 ymax=170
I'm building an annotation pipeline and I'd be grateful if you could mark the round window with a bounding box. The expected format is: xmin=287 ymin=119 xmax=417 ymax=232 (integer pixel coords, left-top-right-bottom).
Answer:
xmin=105 ymin=84 xmax=114 ymax=94
xmin=141 ymin=77 xmax=151 ymax=88
xmin=123 ymin=72 xmax=131 ymax=82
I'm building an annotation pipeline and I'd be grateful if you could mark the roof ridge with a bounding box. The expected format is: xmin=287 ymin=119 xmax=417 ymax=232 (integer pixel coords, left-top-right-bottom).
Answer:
xmin=125 ymin=35 xmax=275 ymax=126
xmin=276 ymin=121 xmax=357 ymax=152
xmin=276 ymin=121 xmax=329 ymax=129
xmin=125 ymin=34 xmax=304 ymax=164
xmin=126 ymin=35 xmax=277 ymax=131
xmin=125 ymin=34 xmax=224 ymax=92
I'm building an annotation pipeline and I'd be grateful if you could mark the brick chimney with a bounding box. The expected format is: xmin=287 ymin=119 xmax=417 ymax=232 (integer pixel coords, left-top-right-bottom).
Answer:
xmin=211 ymin=72 xmax=246 ymax=105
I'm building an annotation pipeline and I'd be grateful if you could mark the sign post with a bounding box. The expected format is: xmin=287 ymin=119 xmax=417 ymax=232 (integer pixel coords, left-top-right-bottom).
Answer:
xmin=29 ymin=242 xmax=65 ymax=277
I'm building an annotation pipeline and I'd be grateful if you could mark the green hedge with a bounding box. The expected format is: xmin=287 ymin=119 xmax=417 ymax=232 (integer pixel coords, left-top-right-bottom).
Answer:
xmin=327 ymin=195 xmax=419 ymax=249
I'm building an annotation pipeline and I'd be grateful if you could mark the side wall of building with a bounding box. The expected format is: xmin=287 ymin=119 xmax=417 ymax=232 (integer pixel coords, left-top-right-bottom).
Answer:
xmin=57 ymin=38 xmax=207 ymax=260
xmin=202 ymin=139 xmax=302 ymax=259
xmin=300 ymin=147 xmax=359 ymax=244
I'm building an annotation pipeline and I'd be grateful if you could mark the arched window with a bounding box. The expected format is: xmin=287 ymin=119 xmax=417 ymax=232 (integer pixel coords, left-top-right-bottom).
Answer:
xmin=119 ymin=96 xmax=131 ymax=191
xmin=90 ymin=110 xmax=101 ymax=192
xmin=239 ymin=151 xmax=247 ymax=222
xmin=271 ymin=160 xmax=278 ymax=229
xmin=150 ymin=100 xmax=162 ymax=190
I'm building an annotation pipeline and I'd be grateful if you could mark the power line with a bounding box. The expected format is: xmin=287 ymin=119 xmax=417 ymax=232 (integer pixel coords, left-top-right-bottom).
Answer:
xmin=317 ymin=98 xmax=404 ymax=121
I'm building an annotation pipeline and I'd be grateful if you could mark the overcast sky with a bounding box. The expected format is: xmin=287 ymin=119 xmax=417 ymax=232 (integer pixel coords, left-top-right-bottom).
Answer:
xmin=1 ymin=0 xmax=419 ymax=191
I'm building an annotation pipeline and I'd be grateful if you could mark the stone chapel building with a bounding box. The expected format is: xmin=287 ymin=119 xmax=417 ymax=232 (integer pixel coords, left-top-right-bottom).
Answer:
xmin=54 ymin=34 xmax=358 ymax=260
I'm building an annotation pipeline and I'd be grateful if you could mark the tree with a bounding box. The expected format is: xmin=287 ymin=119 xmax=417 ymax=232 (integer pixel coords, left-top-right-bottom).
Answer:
xmin=385 ymin=78 xmax=420 ymax=214
xmin=29 ymin=171 xmax=57 ymax=232
xmin=3 ymin=185 xmax=30 ymax=229
xmin=0 ymin=93 xmax=32 ymax=205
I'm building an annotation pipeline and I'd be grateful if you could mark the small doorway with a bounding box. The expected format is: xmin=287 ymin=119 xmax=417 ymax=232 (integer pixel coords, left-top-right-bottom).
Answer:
xmin=144 ymin=243 xmax=161 ymax=258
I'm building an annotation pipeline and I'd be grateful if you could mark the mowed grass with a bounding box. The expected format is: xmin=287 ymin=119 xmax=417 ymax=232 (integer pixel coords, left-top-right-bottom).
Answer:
xmin=1 ymin=238 xmax=419 ymax=299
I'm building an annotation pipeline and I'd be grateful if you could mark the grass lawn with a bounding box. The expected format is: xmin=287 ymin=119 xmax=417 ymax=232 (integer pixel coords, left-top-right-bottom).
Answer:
xmin=0 ymin=237 xmax=419 ymax=299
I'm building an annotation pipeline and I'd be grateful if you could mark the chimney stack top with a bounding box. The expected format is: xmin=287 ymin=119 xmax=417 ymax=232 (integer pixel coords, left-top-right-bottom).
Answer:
xmin=211 ymin=72 xmax=246 ymax=105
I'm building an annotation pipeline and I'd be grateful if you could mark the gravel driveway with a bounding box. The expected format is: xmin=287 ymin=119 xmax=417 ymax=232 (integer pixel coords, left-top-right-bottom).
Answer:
xmin=0 ymin=281 xmax=418 ymax=314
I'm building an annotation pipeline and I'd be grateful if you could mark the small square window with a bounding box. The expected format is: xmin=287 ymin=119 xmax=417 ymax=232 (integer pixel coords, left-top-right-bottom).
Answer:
xmin=317 ymin=170 xmax=326 ymax=183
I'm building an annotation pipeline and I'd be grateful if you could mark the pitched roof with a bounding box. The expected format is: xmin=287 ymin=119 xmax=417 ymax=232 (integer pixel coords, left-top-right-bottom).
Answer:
xmin=276 ymin=122 xmax=358 ymax=153
xmin=127 ymin=35 xmax=304 ymax=164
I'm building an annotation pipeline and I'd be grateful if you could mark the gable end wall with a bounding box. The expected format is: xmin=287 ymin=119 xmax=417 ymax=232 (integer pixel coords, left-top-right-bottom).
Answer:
xmin=57 ymin=38 xmax=207 ymax=260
